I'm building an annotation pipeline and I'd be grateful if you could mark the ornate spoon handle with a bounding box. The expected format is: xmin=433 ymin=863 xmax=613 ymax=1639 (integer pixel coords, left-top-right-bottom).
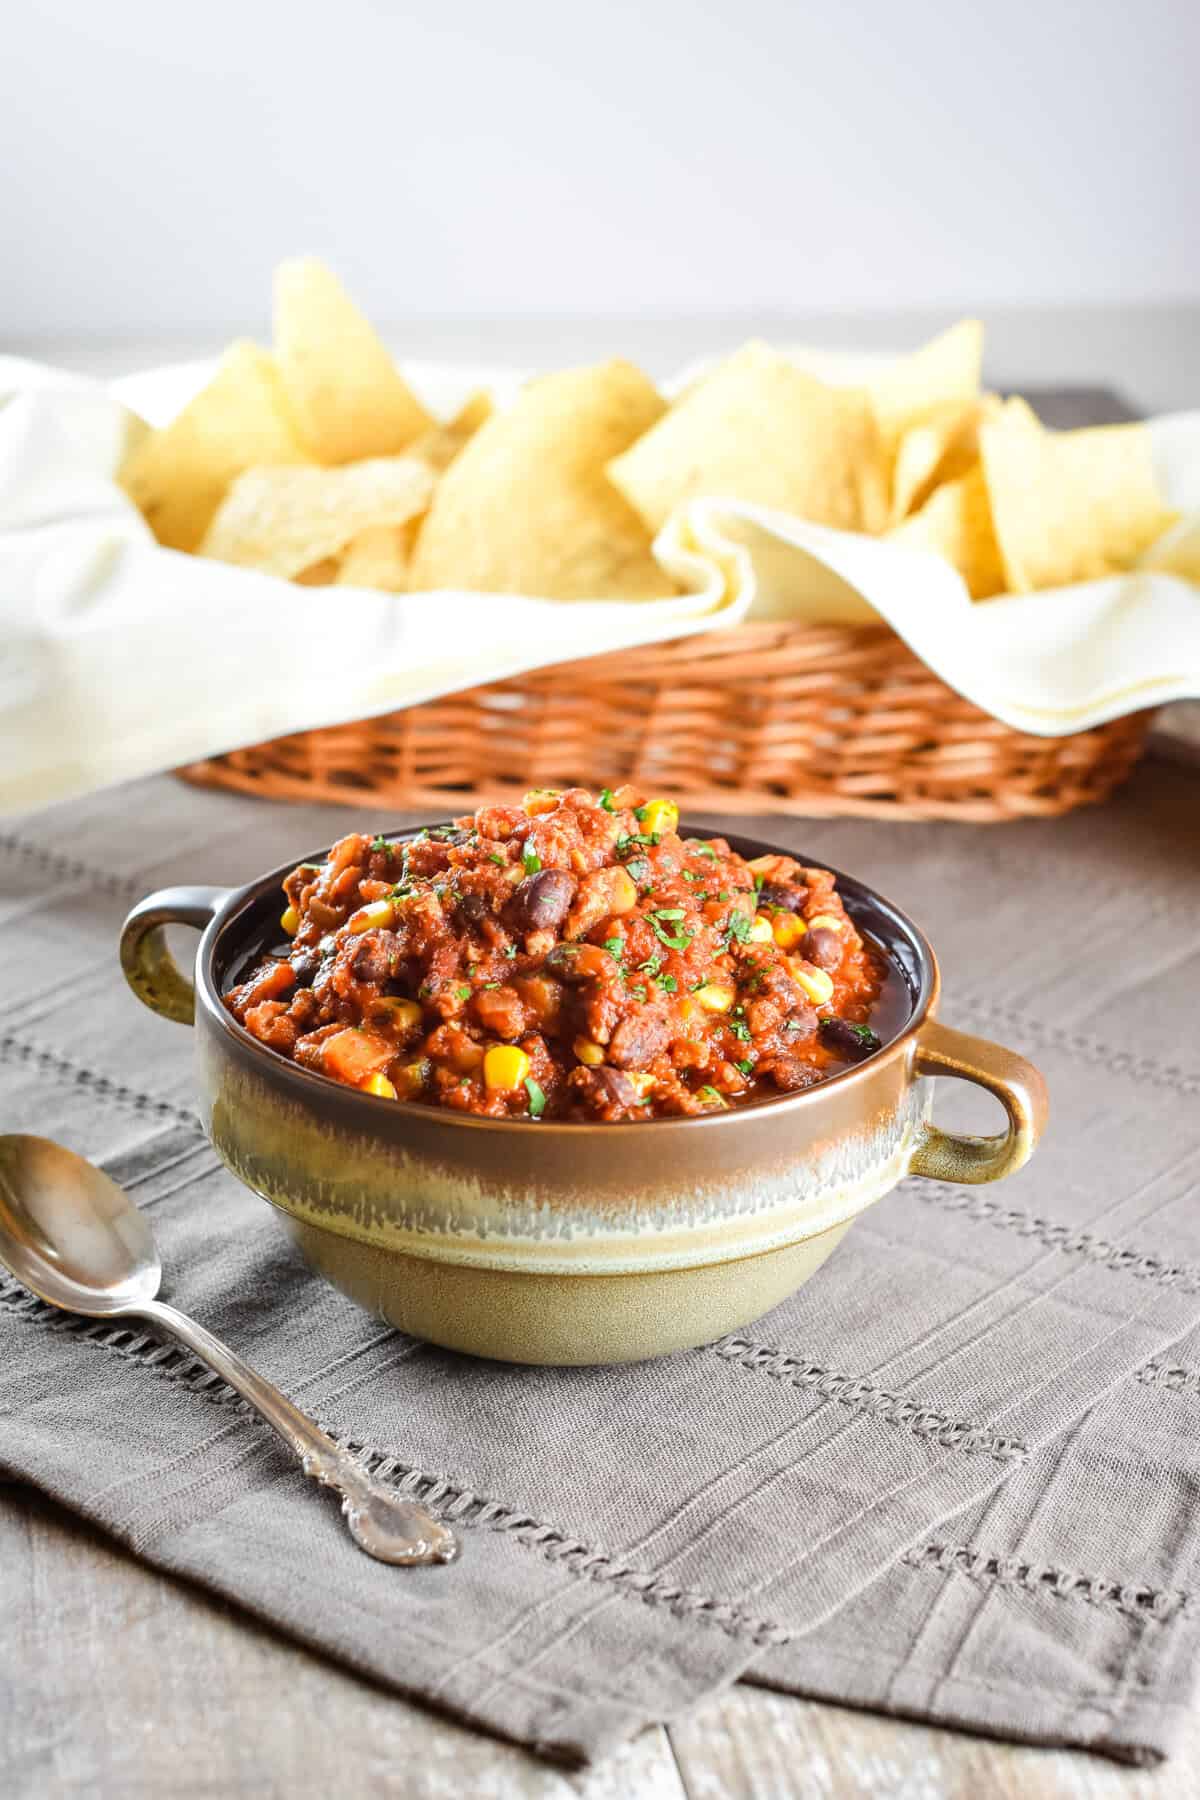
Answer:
xmin=138 ymin=1298 xmax=457 ymax=1566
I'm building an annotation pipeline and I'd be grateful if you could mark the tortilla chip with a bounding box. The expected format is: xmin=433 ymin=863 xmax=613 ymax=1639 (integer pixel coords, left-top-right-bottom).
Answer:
xmin=868 ymin=320 xmax=984 ymax=451
xmin=980 ymin=405 xmax=1177 ymax=590
xmin=888 ymin=462 xmax=1006 ymax=598
xmin=407 ymin=390 xmax=494 ymax=475
xmin=889 ymin=393 xmax=1004 ymax=523
xmin=408 ymin=360 xmax=672 ymax=600
xmin=335 ymin=524 xmax=414 ymax=590
xmin=607 ymin=342 xmax=888 ymax=537
xmin=119 ymin=342 xmax=309 ymax=551
xmin=273 ymin=258 xmax=433 ymax=463
xmin=199 ymin=456 xmax=434 ymax=580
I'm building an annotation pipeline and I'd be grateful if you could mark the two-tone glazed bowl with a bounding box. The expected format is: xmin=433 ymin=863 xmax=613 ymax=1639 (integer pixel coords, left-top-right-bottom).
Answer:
xmin=120 ymin=826 xmax=1047 ymax=1365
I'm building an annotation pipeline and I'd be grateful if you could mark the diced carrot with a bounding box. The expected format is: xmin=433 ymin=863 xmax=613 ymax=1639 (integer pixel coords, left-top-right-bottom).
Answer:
xmin=322 ymin=1028 xmax=394 ymax=1087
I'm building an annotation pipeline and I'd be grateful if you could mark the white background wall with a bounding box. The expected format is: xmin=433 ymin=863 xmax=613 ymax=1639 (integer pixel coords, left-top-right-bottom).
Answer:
xmin=5 ymin=0 xmax=1198 ymax=343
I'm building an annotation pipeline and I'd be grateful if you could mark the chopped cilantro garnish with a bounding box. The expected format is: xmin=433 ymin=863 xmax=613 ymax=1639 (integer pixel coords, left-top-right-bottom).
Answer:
xmin=482 ymin=981 xmax=501 ymax=990
xmin=638 ymin=955 xmax=662 ymax=976
xmin=682 ymin=870 xmax=698 ymax=882
xmin=389 ymin=882 xmax=412 ymax=900
xmin=598 ymin=787 xmax=617 ymax=812
xmin=521 ymin=843 xmax=541 ymax=875
xmin=650 ymin=907 xmax=685 ymax=921
xmin=717 ymin=891 xmax=731 ymax=902
xmin=617 ymin=831 xmax=660 ymax=851
xmin=502 ymin=944 xmax=518 ymax=959
xmin=734 ymin=1058 xmax=755 ymax=1076
xmin=698 ymin=1085 xmax=727 ymax=1107
xmin=455 ymin=985 xmax=472 ymax=1001
xmin=370 ymin=834 xmax=391 ymax=854
xmin=487 ymin=852 xmax=506 ymax=866
xmin=650 ymin=918 xmax=692 ymax=951
xmin=524 ymin=1076 xmax=547 ymax=1118
xmin=657 ymin=974 xmax=678 ymax=993
xmin=724 ymin=912 xmax=753 ymax=948
xmin=625 ymin=855 xmax=651 ymax=884
xmin=603 ymin=936 xmax=625 ymax=961
xmin=690 ymin=843 xmax=718 ymax=859
xmin=634 ymin=804 xmax=647 ymax=821
xmin=753 ymin=872 xmax=764 ymax=891
xmin=629 ymin=984 xmax=647 ymax=1001
xmin=729 ymin=1017 xmax=751 ymax=1042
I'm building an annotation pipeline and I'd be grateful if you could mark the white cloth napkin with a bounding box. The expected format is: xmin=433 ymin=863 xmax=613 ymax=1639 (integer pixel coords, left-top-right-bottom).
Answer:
xmin=2 ymin=354 xmax=1198 ymax=815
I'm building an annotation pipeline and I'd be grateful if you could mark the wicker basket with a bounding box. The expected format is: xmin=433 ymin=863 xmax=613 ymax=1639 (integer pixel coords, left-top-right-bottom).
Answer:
xmin=177 ymin=619 xmax=1149 ymax=822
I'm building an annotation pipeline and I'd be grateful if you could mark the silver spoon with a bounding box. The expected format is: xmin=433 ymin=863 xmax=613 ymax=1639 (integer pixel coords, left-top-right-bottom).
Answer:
xmin=0 ymin=1134 xmax=457 ymax=1567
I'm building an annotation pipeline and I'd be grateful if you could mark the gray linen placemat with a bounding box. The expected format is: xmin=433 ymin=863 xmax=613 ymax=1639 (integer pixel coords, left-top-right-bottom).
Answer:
xmin=1 ymin=761 xmax=1198 ymax=1767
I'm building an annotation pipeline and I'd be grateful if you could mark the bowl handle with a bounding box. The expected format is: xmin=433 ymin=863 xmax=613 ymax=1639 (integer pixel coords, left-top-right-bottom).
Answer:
xmin=120 ymin=887 xmax=232 ymax=1025
xmin=907 ymin=1018 xmax=1048 ymax=1185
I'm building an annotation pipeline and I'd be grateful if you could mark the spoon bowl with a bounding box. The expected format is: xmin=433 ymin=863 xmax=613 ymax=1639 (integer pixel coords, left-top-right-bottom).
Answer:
xmin=0 ymin=1135 xmax=161 ymax=1316
xmin=0 ymin=1133 xmax=457 ymax=1567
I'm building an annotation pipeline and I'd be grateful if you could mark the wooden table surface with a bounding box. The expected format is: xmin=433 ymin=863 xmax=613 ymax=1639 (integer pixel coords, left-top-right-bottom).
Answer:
xmin=5 ymin=1477 xmax=1194 ymax=1798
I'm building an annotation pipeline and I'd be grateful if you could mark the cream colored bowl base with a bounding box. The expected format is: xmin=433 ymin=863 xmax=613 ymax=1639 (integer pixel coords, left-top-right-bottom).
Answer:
xmin=281 ymin=1215 xmax=853 ymax=1365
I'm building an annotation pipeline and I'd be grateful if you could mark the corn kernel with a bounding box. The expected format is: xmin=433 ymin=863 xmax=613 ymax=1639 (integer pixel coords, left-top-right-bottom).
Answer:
xmin=360 ymin=1072 xmax=397 ymax=1100
xmin=807 ymin=913 xmax=843 ymax=933
xmin=695 ymin=983 xmax=736 ymax=1014
xmin=280 ymin=904 xmax=300 ymax=936
xmin=348 ymin=898 xmax=395 ymax=934
xmin=626 ymin=1071 xmax=655 ymax=1099
xmin=483 ymin=1044 xmax=531 ymax=1091
xmin=791 ymin=963 xmax=835 ymax=1006
xmin=748 ymin=914 xmax=774 ymax=943
xmin=771 ymin=913 xmax=807 ymax=951
xmin=610 ymin=867 xmax=639 ymax=914
xmin=374 ymin=997 xmax=423 ymax=1033
xmin=639 ymin=799 xmax=679 ymax=838
xmin=573 ymin=1036 xmax=606 ymax=1066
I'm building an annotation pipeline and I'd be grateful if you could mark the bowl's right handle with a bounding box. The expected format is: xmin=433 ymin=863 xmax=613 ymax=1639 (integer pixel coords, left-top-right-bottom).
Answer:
xmin=908 ymin=1018 xmax=1049 ymax=1185
xmin=120 ymin=887 xmax=233 ymax=1026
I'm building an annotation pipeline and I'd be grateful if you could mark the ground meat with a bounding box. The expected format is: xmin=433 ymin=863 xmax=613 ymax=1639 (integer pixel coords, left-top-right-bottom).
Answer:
xmin=224 ymin=787 xmax=886 ymax=1120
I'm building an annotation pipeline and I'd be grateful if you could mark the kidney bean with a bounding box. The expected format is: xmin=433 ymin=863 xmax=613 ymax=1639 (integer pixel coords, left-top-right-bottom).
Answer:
xmin=818 ymin=1016 xmax=881 ymax=1061
xmin=511 ymin=867 xmax=576 ymax=932
xmin=575 ymin=1066 xmax=638 ymax=1112
xmin=758 ymin=881 xmax=808 ymax=913
xmin=801 ymin=926 xmax=842 ymax=970
xmin=608 ymin=1007 xmax=672 ymax=1068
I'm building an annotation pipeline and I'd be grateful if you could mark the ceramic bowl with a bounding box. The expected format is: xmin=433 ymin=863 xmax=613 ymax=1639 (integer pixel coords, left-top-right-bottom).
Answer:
xmin=120 ymin=826 xmax=1047 ymax=1365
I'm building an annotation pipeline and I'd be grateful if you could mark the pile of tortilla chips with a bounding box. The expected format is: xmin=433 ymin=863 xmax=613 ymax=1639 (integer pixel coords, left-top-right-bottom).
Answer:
xmin=120 ymin=260 xmax=1178 ymax=604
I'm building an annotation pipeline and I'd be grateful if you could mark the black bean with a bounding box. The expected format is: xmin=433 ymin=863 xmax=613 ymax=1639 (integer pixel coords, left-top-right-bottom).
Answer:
xmin=818 ymin=1016 xmax=881 ymax=1061
xmin=511 ymin=867 xmax=576 ymax=932
xmin=801 ymin=926 xmax=842 ymax=970
xmin=290 ymin=951 xmax=320 ymax=988
xmin=758 ymin=881 xmax=807 ymax=914
xmin=455 ymin=891 xmax=489 ymax=926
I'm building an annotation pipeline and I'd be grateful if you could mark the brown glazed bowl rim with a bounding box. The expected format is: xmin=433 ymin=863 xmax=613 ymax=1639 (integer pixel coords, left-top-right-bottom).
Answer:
xmin=195 ymin=821 xmax=939 ymax=1135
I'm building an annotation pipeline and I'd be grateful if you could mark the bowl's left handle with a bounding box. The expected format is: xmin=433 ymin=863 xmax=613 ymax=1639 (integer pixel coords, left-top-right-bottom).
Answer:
xmin=120 ymin=887 xmax=233 ymax=1026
